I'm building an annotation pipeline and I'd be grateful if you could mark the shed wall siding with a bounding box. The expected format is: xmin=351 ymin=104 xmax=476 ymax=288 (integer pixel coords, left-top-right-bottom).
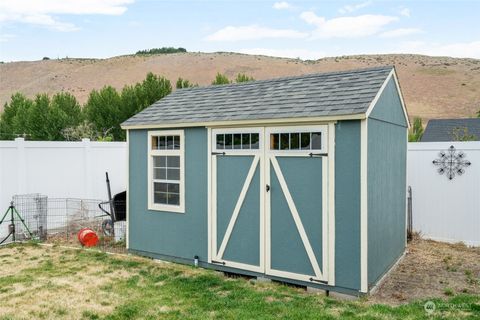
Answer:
xmin=128 ymin=122 xmax=364 ymax=292
xmin=335 ymin=120 xmax=362 ymax=290
xmin=369 ymin=77 xmax=408 ymax=127
xmin=367 ymin=78 xmax=407 ymax=286
xmin=128 ymin=128 xmax=209 ymax=261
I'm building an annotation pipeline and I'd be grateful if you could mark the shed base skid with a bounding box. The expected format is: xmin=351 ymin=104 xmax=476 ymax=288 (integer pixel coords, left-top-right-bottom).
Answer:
xmin=129 ymin=248 xmax=364 ymax=298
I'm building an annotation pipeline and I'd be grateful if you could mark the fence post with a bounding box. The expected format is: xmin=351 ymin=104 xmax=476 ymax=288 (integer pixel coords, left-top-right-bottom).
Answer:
xmin=407 ymin=186 xmax=413 ymax=241
xmin=83 ymin=138 xmax=93 ymax=199
xmin=16 ymin=138 xmax=27 ymax=196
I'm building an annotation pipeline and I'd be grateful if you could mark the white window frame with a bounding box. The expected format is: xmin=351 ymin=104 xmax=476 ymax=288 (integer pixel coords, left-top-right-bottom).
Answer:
xmin=148 ymin=130 xmax=185 ymax=213
xmin=266 ymin=125 xmax=328 ymax=156
xmin=212 ymin=127 xmax=263 ymax=155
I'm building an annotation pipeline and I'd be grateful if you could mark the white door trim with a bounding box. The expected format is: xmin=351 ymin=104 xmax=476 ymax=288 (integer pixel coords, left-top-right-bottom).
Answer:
xmin=208 ymin=124 xmax=335 ymax=282
xmin=327 ymin=122 xmax=336 ymax=286
xmin=210 ymin=127 xmax=265 ymax=273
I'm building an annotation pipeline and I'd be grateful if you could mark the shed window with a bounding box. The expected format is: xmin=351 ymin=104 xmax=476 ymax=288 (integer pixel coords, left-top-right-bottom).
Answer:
xmin=269 ymin=131 xmax=324 ymax=151
xmin=215 ymin=133 xmax=260 ymax=150
xmin=148 ymin=130 xmax=184 ymax=213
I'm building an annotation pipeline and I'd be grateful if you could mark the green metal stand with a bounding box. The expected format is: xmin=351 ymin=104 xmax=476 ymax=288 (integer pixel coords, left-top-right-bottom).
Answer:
xmin=0 ymin=201 xmax=33 ymax=245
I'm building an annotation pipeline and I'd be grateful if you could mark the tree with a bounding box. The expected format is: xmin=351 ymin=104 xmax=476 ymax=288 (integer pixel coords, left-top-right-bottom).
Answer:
xmin=62 ymin=120 xmax=111 ymax=141
xmin=235 ymin=73 xmax=255 ymax=83
xmin=212 ymin=73 xmax=230 ymax=85
xmin=0 ymin=93 xmax=33 ymax=139
xmin=51 ymin=92 xmax=82 ymax=127
xmin=176 ymin=77 xmax=196 ymax=89
xmin=120 ymin=84 xmax=144 ymax=122
xmin=452 ymin=127 xmax=477 ymax=141
xmin=84 ymin=86 xmax=123 ymax=140
xmin=27 ymin=94 xmax=51 ymax=140
xmin=408 ymin=117 xmax=424 ymax=142
xmin=137 ymin=72 xmax=172 ymax=107
xmin=135 ymin=47 xmax=187 ymax=55
xmin=119 ymin=73 xmax=172 ymax=129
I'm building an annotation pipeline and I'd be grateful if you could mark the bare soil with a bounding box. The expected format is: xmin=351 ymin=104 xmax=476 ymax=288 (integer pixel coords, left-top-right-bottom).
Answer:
xmin=1 ymin=53 xmax=480 ymax=120
xmin=371 ymin=237 xmax=480 ymax=305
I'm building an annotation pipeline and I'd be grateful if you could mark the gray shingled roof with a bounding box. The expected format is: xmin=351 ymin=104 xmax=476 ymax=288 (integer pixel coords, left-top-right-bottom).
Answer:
xmin=421 ymin=118 xmax=480 ymax=142
xmin=122 ymin=66 xmax=393 ymax=127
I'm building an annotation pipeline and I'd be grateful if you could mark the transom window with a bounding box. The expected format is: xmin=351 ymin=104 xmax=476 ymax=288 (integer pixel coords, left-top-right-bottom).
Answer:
xmin=152 ymin=135 xmax=180 ymax=150
xmin=215 ymin=132 xmax=260 ymax=150
xmin=270 ymin=132 xmax=322 ymax=150
xmin=148 ymin=130 xmax=184 ymax=213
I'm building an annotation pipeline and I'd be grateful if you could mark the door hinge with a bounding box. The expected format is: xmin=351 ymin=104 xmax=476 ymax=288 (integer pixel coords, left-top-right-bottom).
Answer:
xmin=211 ymin=260 xmax=226 ymax=265
xmin=266 ymin=184 xmax=270 ymax=192
xmin=309 ymin=277 xmax=328 ymax=284
xmin=211 ymin=152 xmax=226 ymax=156
xmin=309 ymin=152 xmax=328 ymax=158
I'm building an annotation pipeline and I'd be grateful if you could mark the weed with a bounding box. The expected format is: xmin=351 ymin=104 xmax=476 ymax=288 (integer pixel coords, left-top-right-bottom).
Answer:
xmin=444 ymin=288 xmax=454 ymax=296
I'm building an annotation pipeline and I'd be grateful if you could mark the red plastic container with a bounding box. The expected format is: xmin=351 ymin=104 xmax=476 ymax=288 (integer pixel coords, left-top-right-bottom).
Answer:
xmin=77 ymin=228 xmax=99 ymax=247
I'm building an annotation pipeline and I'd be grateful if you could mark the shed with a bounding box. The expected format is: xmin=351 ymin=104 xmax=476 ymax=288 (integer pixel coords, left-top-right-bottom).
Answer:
xmin=421 ymin=118 xmax=480 ymax=142
xmin=121 ymin=66 xmax=410 ymax=296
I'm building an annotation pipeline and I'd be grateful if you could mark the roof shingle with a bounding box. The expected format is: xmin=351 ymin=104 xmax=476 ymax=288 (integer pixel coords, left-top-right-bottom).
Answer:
xmin=122 ymin=66 xmax=393 ymax=127
xmin=421 ymin=118 xmax=480 ymax=142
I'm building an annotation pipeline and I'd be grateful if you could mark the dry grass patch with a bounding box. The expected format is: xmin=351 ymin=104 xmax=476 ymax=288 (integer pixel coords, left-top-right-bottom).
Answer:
xmin=371 ymin=237 xmax=480 ymax=305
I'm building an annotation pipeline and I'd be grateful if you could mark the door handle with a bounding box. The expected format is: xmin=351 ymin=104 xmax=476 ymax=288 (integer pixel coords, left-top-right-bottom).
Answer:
xmin=266 ymin=184 xmax=270 ymax=192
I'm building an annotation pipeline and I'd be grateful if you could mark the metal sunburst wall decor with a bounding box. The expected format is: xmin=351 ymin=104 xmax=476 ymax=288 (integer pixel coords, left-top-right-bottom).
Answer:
xmin=432 ymin=145 xmax=471 ymax=180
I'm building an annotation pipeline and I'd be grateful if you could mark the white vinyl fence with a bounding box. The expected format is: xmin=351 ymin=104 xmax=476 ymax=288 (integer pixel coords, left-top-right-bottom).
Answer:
xmin=0 ymin=138 xmax=127 ymax=239
xmin=408 ymin=141 xmax=480 ymax=246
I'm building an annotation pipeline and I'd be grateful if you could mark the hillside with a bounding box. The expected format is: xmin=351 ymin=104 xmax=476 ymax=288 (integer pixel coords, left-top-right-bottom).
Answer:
xmin=1 ymin=52 xmax=479 ymax=120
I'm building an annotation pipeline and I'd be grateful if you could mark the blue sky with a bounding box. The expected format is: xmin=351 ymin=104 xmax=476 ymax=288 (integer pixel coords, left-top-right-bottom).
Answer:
xmin=0 ymin=0 xmax=479 ymax=62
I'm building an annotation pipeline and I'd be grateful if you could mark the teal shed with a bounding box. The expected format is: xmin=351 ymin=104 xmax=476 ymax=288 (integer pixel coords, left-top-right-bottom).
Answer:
xmin=121 ymin=66 xmax=410 ymax=296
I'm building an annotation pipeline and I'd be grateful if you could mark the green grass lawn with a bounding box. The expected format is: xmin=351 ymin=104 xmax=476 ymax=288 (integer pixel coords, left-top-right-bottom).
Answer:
xmin=0 ymin=242 xmax=479 ymax=319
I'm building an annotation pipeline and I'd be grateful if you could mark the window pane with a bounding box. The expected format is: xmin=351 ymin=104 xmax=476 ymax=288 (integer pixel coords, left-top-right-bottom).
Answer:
xmin=233 ymin=134 xmax=242 ymax=149
xmin=270 ymin=134 xmax=279 ymax=150
xmin=251 ymin=133 xmax=259 ymax=149
xmin=290 ymin=133 xmax=300 ymax=150
xmin=311 ymin=132 xmax=322 ymax=150
xmin=168 ymin=193 xmax=180 ymax=205
xmin=216 ymin=134 xmax=224 ymax=149
xmin=167 ymin=168 xmax=180 ymax=180
xmin=173 ymin=136 xmax=180 ymax=150
xmin=154 ymin=168 xmax=166 ymax=180
xmin=167 ymin=156 xmax=180 ymax=168
xmin=168 ymin=183 xmax=179 ymax=193
xmin=280 ymin=133 xmax=289 ymax=150
xmin=154 ymin=192 xmax=167 ymax=204
xmin=225 ymin=134 xmax=233 ymax=149
xmin=153 ymin=156 xmax=166 ymax=168
xmin=241 ymin=134 xmax=250 ymax=149
xmin=159 ymin=136 xmax=166 ymax=149
xmin=166 ymin=136 xmax=174 ymax=149
xmin=301 ymin=133 xmax=310 ymax=150
xmin=154 ymin=182 xmax=168 ymax=192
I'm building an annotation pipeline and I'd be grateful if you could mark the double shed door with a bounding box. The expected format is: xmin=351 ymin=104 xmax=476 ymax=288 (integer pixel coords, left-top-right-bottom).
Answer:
xmin=210 ymin=126 xmax=331 ymax=284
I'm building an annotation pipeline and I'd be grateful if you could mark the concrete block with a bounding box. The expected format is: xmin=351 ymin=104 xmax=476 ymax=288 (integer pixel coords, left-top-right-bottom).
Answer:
xmin=306 ymin=286 xmax=327 ymax=295
xmin=328 ymin=291 xmax=358 ymax=301
xmin=255 ymin=276 xmax=272 ymax=283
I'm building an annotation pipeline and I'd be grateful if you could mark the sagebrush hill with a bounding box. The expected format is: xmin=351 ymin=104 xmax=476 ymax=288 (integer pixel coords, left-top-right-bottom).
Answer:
xmin=1 ymin=52 xmax=479 ymax=120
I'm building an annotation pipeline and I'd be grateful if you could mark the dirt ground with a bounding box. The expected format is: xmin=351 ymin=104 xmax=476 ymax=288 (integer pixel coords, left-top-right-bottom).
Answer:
xmin=371 ymin=237 xmax=480 ymax=305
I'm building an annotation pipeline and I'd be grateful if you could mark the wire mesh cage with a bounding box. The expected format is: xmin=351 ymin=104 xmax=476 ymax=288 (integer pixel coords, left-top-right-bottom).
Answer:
xmin=1 ymin=194 xmax=126 ymax=253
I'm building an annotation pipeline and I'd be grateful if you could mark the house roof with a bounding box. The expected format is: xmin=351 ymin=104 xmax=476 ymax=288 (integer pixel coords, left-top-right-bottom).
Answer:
xmin=122 ymin=66 xmax=394 ymax=128
xmin=421 ymin=118 xmax=480 ymax=142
